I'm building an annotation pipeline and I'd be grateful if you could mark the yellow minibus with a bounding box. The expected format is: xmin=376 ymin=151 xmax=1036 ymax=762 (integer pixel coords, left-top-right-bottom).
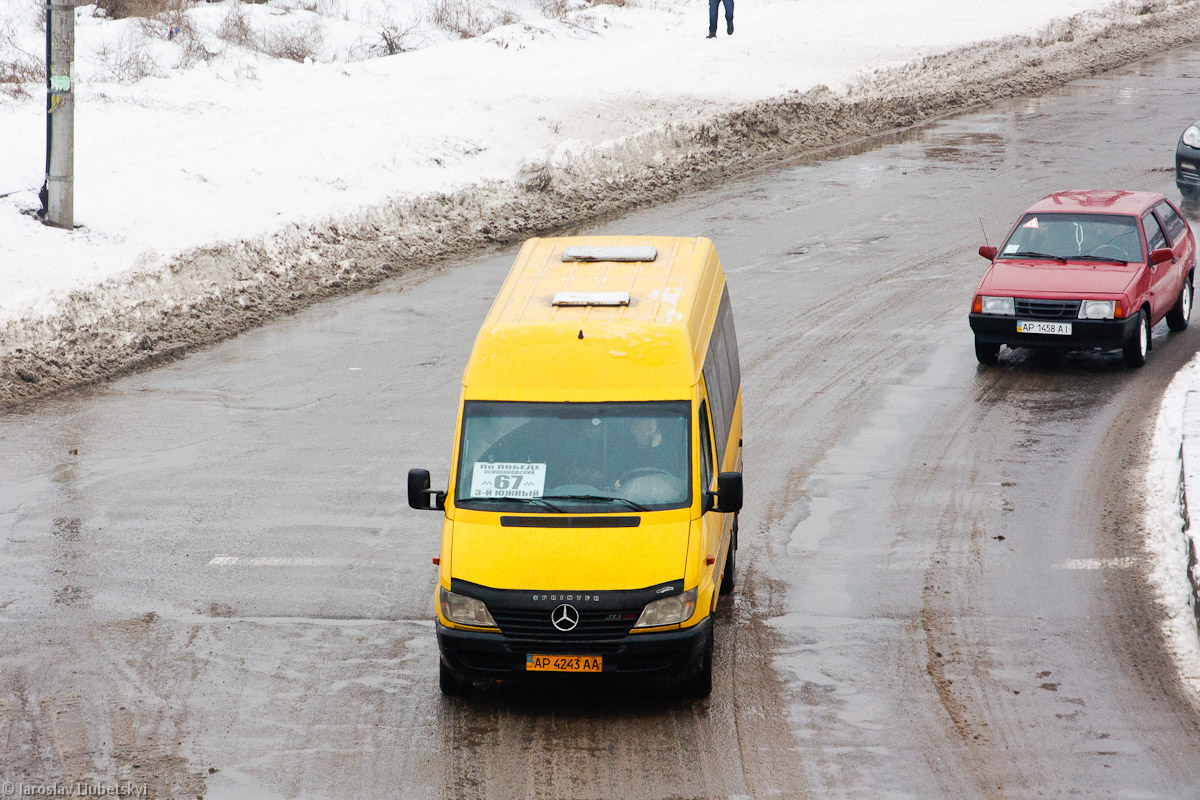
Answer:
xmin=409 ymin=235 xmax=743 ymax=698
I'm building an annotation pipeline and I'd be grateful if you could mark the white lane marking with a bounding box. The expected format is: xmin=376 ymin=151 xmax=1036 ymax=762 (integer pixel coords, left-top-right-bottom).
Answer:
xmin=207 ymin=554 xmax=347 ymax=567
xmin=1059 ymin=557 xmax=1137 ymax=570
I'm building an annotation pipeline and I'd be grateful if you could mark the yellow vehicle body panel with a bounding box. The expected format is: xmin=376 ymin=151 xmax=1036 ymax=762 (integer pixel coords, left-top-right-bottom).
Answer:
xmin=447 ymin=510 xmax=692 ymax=591
xmin=435 ymin=234 xmax=741 ymax=647
xmin=461 ymin=236 xmax=725 ymax=402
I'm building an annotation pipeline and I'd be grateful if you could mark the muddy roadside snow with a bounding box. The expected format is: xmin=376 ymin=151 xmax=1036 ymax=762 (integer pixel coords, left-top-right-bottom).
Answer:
xmin=3 ymin=1 xmax=1199 ymax=410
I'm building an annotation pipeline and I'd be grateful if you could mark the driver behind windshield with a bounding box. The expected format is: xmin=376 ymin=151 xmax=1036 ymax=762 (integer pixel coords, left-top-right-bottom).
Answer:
xmin=610 ymin=417 xmax=685 ymax=490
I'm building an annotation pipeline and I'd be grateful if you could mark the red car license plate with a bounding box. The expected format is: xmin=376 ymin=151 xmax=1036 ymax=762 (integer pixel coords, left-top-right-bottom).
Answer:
xmin=1017 ymin=320 xmax=1072 ymax=335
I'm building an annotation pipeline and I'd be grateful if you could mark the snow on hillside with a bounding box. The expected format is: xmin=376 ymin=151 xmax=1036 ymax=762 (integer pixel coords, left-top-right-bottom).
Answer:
xmin=1 ymin=0 xmax=1199 ymax=411
xmin=0 ymin=0 xmax=1145 ymax=323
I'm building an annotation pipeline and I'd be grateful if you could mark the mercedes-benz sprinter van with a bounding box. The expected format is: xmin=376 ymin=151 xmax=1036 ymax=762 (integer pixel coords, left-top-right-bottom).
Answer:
xmin=409 ymin=235 xmax=743 ymax=698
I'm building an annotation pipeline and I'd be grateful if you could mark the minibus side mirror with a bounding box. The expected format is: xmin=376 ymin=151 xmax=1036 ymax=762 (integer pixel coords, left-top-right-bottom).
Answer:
xmin=408 ymin=468 xmax=446 ymax=511
xmin=711 ymin=471 xmax=743 ymax=513
xmin=978 ymin=245 xmax=998 ymax=261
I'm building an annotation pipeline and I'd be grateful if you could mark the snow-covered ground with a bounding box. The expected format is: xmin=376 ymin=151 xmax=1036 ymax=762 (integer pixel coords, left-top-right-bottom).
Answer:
xmin=0 ymin=0 xmax=1166 ymax=322
xmin=1147 ymin=355 xmax=1200 ymax=704
xmin=4 ymin=0 xmax=1200 ymax=711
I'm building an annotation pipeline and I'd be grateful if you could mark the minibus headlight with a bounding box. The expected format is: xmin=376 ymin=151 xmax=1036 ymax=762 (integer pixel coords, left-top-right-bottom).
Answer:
xmin=633 ymin=588 xmax=697 ymax=628
xmin=1078 ymin=300 xmax=1116 ymax=320
xmin=439 ymin=586 xmax=497 ymax=628
xmin=980 ymin=296 xmax=1015 ymax=315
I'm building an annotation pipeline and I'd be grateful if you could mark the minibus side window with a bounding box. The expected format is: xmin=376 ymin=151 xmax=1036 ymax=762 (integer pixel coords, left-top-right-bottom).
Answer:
xmin=702 ymin=287 xmax=740 ymax=468
xmin=699 ymin=399 xmax=714 ymax=495
xmin=720 ymin=288 xmax=741 ymax=404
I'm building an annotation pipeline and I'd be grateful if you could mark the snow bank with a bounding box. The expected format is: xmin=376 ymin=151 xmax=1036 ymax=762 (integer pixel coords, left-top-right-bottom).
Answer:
xmin=1 ymin=1 xmax=1200 ymax=409
xmin=1148 ymin=353 xmax=1200 ymax=708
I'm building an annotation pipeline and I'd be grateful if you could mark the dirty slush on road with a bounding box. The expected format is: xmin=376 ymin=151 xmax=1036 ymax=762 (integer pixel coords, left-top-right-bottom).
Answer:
xmin=4 ymin=3 xmax=1200 ymax=799
xmin=2 ymin=2 xmax=1199 ymax=410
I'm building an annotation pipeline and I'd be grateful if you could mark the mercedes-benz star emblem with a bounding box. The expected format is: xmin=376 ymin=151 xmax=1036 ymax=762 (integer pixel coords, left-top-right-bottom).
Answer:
xmin=551 ymin=603 xmax=580 ymax=632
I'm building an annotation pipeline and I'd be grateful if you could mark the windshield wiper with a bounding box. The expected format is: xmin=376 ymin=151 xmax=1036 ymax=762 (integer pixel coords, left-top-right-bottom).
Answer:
xmin=1067 ymin=254 xmax=1129 ymax=264
xmin=544 ymin=494 xmax=651 ymax=512
xmin=1006 ymin=251 xmax=1068 ymax=263
xmin=470 ymin=496 xmax=565 ymax=512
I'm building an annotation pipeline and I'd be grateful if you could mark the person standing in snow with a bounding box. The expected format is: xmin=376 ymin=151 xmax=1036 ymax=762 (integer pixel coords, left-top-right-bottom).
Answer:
xmin=707 ymin=0 xmax=733 ymax=39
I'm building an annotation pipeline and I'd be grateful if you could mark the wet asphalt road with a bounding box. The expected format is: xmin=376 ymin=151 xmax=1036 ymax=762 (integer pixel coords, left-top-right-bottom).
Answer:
xmin=5 ymin=45 xmax=1200 ymax=800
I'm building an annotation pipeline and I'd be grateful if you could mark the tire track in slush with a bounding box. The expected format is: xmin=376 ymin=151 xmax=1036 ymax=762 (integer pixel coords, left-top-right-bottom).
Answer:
xmin=434 ymin=564 xmax=811 ymax=799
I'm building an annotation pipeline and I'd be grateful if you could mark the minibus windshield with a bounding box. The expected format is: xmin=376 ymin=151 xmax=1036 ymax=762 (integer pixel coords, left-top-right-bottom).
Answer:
xmin=454 ymin=400 xmax=691 ymax=512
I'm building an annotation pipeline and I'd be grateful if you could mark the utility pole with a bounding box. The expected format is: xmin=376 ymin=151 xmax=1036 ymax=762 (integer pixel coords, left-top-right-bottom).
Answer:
xmin=42 ymin=0 xmax=74 ymax=230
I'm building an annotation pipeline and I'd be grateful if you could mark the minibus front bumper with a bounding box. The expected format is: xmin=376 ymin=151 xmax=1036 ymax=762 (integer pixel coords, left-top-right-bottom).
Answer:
xmin=437 ymin=616 xmax=712 ymax=681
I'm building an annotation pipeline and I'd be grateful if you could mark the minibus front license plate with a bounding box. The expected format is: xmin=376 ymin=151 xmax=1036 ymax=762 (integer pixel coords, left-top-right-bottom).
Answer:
xmin=526 ymin=654 xmax=602 ymax=673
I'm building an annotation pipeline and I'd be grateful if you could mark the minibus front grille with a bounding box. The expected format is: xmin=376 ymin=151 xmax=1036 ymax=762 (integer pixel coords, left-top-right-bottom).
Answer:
xmin=491 ymin=608 xmax=636 ymax=640
xmin=502 ymin=640 xmax=625 ymax=656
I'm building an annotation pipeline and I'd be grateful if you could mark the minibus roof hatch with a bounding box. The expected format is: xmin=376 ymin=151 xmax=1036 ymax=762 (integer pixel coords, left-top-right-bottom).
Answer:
xmin=552 ymin=291 xmax=631 ymax=307
xmin=561 ymin=246 xmax=658 ymax=262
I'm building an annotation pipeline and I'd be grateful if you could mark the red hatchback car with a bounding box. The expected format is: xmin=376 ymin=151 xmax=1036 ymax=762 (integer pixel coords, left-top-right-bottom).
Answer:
xmin=969 ymin=190 xmax=1196 ymax=366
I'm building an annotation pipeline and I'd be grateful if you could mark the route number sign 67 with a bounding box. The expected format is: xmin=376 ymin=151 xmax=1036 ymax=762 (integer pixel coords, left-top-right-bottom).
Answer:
xmin=469 ymin=462 xmax=547 ymax=498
